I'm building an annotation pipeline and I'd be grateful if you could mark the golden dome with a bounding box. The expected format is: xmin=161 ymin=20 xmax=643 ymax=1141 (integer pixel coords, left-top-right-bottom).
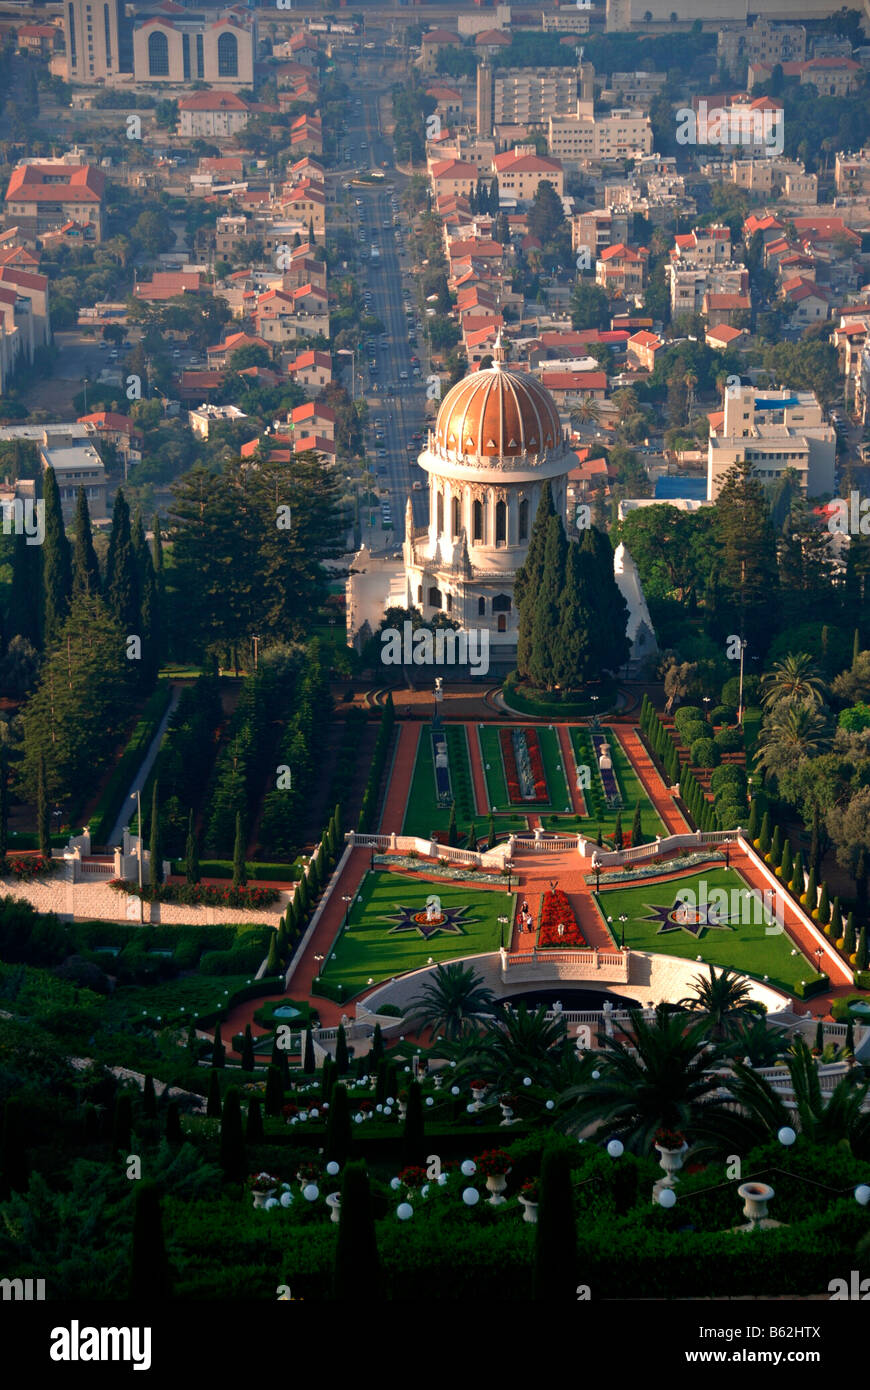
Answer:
xmin=433 ymin=360 xmax=562 ymax=461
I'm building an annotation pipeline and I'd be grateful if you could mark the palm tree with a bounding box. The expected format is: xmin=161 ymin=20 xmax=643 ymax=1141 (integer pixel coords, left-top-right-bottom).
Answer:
xmin=690 ymin=1058 xmax=792 ymax=1159
xmin=684 ymin=370 xmax=698 ymax=424
xmin=761 ymin=653 xmax=828 ymax=711
xmin=408 ymin=962 xmax=497 ymax=1042
xmin=756 ymin=702 xmax=832 ymax=773
xmin=678 ymin=965 xmax=765 ymax=1042
xmin=570 ymin=398 xmax=601 ymax=429
xmin=463 ymin=1003 xmax=572 ymax=1089
xmin=612 ymin=387 xmax=638 ymax=423
xmin=787 ymin=1038 xmax=869 ymax=1152
xmin=727 ymin=1013 xmax=790 ymax=1067
xmin=558 ymin=1012 xmax=726 ymax=1153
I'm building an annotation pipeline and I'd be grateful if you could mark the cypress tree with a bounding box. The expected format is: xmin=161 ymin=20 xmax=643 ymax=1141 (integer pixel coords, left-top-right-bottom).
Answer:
xmin=804 ymin=867 xmax=817 ymax=913
xmin=532 ymin=1148 xmax=576 ymax=1302
xmin=515 ymin=482 xmax=556 ymax=678
xmin=266 ymin=932 xmax=281 ymax=974
xmin=768 ymin=825 xmax=782 ymax=868
xmin=129 ymin=1181 xmax=172 ymax=1299
xmin=830 ymin=897 xmax=842 ymax=942
xmin=152 ymin=514 xmax=166 ymax=666
xmin=846 ymin=1020 xmax=855 ymax=1055
xmin=488 ymin=810 xmax=496 ymax=847
xmin=853 ymin=628 xmax=861 ymax=668
xmin=9 ymin=529 xmax=42 ymax=648
xmin=856 ymin=922 xmax=868 ymax=971
xmin=142 ymin=1073 xmax=157 ymax=1120
xmin=630 ymin=801 xmax=643 ymax=847
xmin=400 ymin=1080 xmax=425 ymax=1168
xmin=447 ymin=801 xmax=458 ymax=847
xmin=132 ymin=511 xmax=158 ymax=686
xmin=810 ymin=806 xmax=821 ymax=878
xmin=112 ymin=1093 xmax=133 ymax=1153
xmin=335 ymin=1024 xmax=350 ymax=1076
xmin=103 ymin=488 xmax=139 ymax=632
xmin=42 ymin=465 xmax=72 ymax=645
xmin=246 ymin=1097 xmax=264 ymax=1143
xmin=326 ymin=1082 xmax=352 ymax=1164
xmin=0 ymin=1097 xmax=28 ymax=1197
xmin=370 ymin=1023 xmax=384 ymax=1067
xmin=814 ymin=1019 xmax=824 ymax=1053
xmin=0 ymin=744 xmax=8 ymax=866
xmin=185 ymin=809 xmax=200 ymax=884
xmin=790 ymin=849 xmax=804 ymax=899
xmin=779 ymin=839 xmax=792 ymax=885
xmin=212 ymin=1023 xmax=226 ymax=1069
xmin=219 ymin=1087 xmax=246 ymax=1182
xmin=71 ymin=486 xmax=101 ymax=596
xmin=165 ymin=1102 xmax=182 ymax=1144
xmin=466 ymin=823 xmax=477 ymax=851
xmin=232 ymin=811 xmax=247 ymax=888
xmin=265 ymin=1064 xmax=283 ymax=1117
xmin=321 ymin=1055 xmax=335 ymax=1101
xmin=612 ymin=812 xmax=623 ymax=849
xmin=596 ymin=825 xmax=603 ymax=847
xmin=816 ymin=882 xmax=830 ymax=925
xmin=332 ymin=1161 xmax=382 ymax=1301
xmin=845 ymin=911 xmax=856 ymax=956
xmin=149 ymin=779 xmax=163 ymax=887
xmin=36 ymin=750 xmax=50 ymax=857
xmin=207 ymin=1069 xmax=222 ymax=1118
xmin=757 ymin=811 xmax=771 ymax=855
xmin=302 ymin=1024 xmax=315 ymax=1074
xmin=747 ymin=798 xmax=759 ymax=841
xmin=241 ymin=1024 xmax=255 ymax=1072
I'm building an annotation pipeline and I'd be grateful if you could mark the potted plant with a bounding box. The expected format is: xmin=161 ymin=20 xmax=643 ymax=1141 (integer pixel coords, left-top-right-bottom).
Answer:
xmin=469 ymin=1077 xmax=488 ymax=1109
xmin=653 ymin=1127 xmax=689 ymax=1186
xmin=398 ymin=1164 xmax=427 ymax=1195
xmin=475 ymin=1148 xmax=512 ymax=1204
xmin=518 ymin=1178 xmax=539 ymax=1223
xmin=296 ymin=1160 xmax=320 ymax=1189
xmin=499 ymin=1093 xmax=517 ymax=1126
xmin=325 ymin=1191 xmax=341 ymax=1223
xmin=281 ymin=1103 xmax=298 ymax=1124
xmin=248 ymin=1172 xmax=279 ymax=1208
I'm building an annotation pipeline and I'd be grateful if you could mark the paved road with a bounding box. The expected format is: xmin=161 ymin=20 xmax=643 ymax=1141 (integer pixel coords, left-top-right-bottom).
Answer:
xmin=105 ymin=686 xmax=180 ymax=849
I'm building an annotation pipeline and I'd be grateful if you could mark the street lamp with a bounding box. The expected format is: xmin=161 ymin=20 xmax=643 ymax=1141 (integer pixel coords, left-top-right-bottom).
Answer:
xmin=815 ymin=947 xmax=824 ymax=976
xmin=618 ymin=914 xmax=628 ymax=949
xmin=505 ymin=860 xmax=513 ymax=893
xmin=337 ymin=347 xmax=357 ymax=401
xmin=737 ymin=639 xmax=748 ymax=726
xmin=342 ymin=894 xmax=353 ymax=928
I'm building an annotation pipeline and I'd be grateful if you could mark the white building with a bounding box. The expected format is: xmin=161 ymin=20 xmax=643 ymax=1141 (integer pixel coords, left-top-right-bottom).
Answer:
xmin=188 ymin=403 xmax=248 ymax=439
xmin=708 ymin=386 xmax=836 ymax=500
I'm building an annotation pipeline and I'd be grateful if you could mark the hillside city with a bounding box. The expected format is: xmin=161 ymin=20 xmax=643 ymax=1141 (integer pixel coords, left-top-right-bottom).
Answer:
xmin=1 ymin=0 xmax=870 ymax=1333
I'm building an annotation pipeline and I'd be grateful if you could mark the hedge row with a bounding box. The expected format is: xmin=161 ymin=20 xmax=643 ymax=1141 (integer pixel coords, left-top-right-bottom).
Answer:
xmin=89 ymin=681 xmax=173 ymax=848
xmin=257 ymin=644 xmax=332 ymax=860
xmin=357 ymin=693 xmax=395 ymax=833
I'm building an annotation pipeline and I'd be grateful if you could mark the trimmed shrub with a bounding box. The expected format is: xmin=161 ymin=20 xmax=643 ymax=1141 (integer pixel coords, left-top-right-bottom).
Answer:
xmin=690 ymin=737 xmax=719 ymax=769
xmin=709 ymin=705 xmax=736 ymax=726
xmin=710 ymin=764 xmax=746 ymax=795
xmin=713 ymin=726 xmax=742 ymax=753
xmin=673 ymin=705 xmax=704 ymax=733
xmin=681 ymin=720 xmax=712 ymax=746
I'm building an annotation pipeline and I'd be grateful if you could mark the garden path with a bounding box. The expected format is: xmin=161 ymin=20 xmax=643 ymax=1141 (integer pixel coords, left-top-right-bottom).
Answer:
xmin=378 ymin=722 xmax=419 ymax=834
xmin=464 ymin=723 xmax=489 ymax=817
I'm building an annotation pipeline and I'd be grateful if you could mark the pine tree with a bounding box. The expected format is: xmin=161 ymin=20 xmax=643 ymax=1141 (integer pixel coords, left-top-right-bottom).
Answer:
xmin=232 ymin=810 xmax=247 ymax=887
xmin=326 ymin=1082 xmax=352 ymax=1164
xmin=129 ymin=1181 xmax=172 ymax=1299
xmin=103 ymin=488 xmax=139 ymax=633
xmin=532 ymin=1148 xmax=576 ymax=1302
xmin=856 ymin=922 xmax=868 ymax=971
xmin=185 ymin=809 xmax=200 ymax=884
xmin=212 ymin=1024 xmax=225 ymax=1069
xmin=112 ymin=1093 xmax=133 ymax=1152
xmin=447 ymin=801 xmax=458 ymax=847
xmin=149 ymin=779 xmax=163 ymax=886
xmin=714 ymin=459 xmax=779 ymax=655
xmin=142 ymin=1073 xmax=157 ymax=1120
xmin=246 ymin=1097 xmax=264 ymax=1143
xmin=400 ymin=1080 xmax=425 ymax=1168
xmin=219 ymin=1087 xmax=246 ymax=1182
xmin=845 ymin=911 xmax=856 ymax=956
xmin=42 ymin=465 xmax=72 ymax=645
xmin=165 ymin=1102 xmax=182 ymax=1144
xmin=302 ymin=1024 xmax=315 ymax=1074
xmin=207 ymin=1069 xmax=222 ymax=1118
xmin=332 ymin=1161 xmax=382 ymax=1300
xmin=36 ymin=750 xmax=50 ymax=857
xmin=335 ymin=1024 xmax=350 ymax=1076
xmin=630 ymin=801 xmax=643 ymax=847
xmin=241 ymin=1024 xmax=255 ymax=1072
xmin=71 ymin=486 xmax=101 ymax=596
xmin=816 ymin=882 xmax=830 ymax=925
xmin=265 ymin=1064 xmax=283 ymax=1117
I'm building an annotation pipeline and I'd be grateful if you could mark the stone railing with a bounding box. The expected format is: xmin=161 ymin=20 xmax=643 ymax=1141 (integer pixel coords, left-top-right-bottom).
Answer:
xmin=499 ymin=945 xmax=630 ymax=983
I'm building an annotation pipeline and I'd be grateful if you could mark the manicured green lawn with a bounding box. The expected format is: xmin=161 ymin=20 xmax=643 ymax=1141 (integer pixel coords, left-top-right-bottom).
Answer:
xmin=402 ymin=725 xmax=525 ymax=838
xmin=538 ymin=726 xmax=572 ymax=813
xmin=318 ymin=870 xmax=511 ymax=997
xmin=541 ymin=727 xmax=665 ymax=840
xmin=594 ymin=867 xmax=811 ymax=993
xmin=479 ymin=724 xmax=572 ymax=815
xmin=743 ymin=706 xmax=763 ymax=769
xmin=478 ymin=725 xmax=510 ymax=810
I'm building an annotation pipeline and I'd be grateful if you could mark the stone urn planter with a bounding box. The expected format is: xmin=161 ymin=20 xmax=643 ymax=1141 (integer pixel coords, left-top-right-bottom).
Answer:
xmin=325 ymin=1192 xmax=341 ymax=1224
xmin=433 ymin=1074 xmax=443 ymax=1090
xmin=654 ymin=1140 xmax=689 ymax=1188
xmin=252 ymin=1187 xmax=276 ymax=1209
xmin=470 ymin=1086 xmax=488 ymax=1111
xmin=485 ymin=1172 xmax=510 ymax=1205
xmin=518 ymin=1193 xmax=538 ymax=1224
xmin=499 ymin=1104 xmax=515 ymax=1127
xmin=738 ymin=1181 xmax=775 ymax=1230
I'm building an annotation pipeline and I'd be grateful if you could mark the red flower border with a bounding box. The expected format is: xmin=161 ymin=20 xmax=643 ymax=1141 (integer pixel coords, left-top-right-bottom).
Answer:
xmin=538 ymin=888 xmax=588 ymax=948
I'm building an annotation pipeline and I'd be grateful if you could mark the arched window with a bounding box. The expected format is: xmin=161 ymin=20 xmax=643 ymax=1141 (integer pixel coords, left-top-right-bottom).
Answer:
xmin=518 ymin=497 xmax=529 ymax=542
xmin=436 ymin=491 xmax=444 ymax=536
xmin=217 ymin=30 xmax=238 ymax=77
xmin=478 ymin=596 xmax=486 ymax=616
xmin=492 ymin=593 xmax=512 ymax=613
xmin=452 ymin=495 xmax=461 ymax=538
xmin=495 ymin=498 xmax=506 ymax=546
xmin=417 ymin=584 xmax=423 ymax=604
xmin=472 ymin=498 xmax=483 ymax=542
xmin=428 ymin=586 xmax=442 ymax=609
xmin=498 ymin=614 xmax=507 ymax=633
xmin=148 ymin=30 xmax=169 ymax=76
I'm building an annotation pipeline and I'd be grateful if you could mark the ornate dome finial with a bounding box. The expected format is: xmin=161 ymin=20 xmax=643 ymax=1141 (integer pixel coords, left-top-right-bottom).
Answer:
xmin=493 ymin=327 xmax=505 ymax=368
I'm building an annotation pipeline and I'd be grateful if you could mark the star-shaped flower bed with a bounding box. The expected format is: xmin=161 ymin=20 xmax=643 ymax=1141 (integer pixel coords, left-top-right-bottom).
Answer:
xmin=384 ymin=903 xmax=475 ymax=941
xmin=643 ymin=897 xmax=737 ymax=939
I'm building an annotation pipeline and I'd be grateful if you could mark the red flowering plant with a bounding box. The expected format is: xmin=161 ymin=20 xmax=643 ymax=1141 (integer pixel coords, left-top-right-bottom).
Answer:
xmin=524 ymin=729 xmax=549 ymax=801
xmin=521 ymin=1178 xmax=540 ymax=1202
xmin=248 ymin=1171 xmax=279 ymax=1192
xmin=499 ymin=728 xmax=522 ymax=804
xmin=359 ymin=1100 xmax=374 ymax=1113
xmin=538 ymin=889 xmax=588 ymax=948
xmin=469 ymin=1078 xmax=488 ymax=1092
xmin=475 ymin=1148 xmax=512 ymax=1177
xmin=281 ymin=1103 xmax=299 ymax=1120
xmin=6 ymin=855 xmax=59 ymax=881
xmin=398 ymin=1165 xmax=427 ymax=1190
xmin=654 ymin=1127 xmax=686 ymax=1150
xmin=296 ymin=1160 xmax=320 ymax=1182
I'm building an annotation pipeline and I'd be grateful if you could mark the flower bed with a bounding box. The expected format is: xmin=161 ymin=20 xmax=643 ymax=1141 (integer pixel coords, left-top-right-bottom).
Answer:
xmin=2 ymin=854 xmax=60 ymax=881
xmin=109 ymin=878 xmax=279 ymax=909
xmin=538 ymin=888 xmax=588 ymax=948
xmin=371 ymin=855 xmax=507 ymax=886
xmin=500 ymin=727 xmax=548 ymax=804
xmin=583 ymin=851 xmax=725 ymax=886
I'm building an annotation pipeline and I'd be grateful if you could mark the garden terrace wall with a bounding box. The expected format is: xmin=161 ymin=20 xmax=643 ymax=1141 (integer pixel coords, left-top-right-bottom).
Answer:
xmin=0 ymin=874 xmax=290 ymax=927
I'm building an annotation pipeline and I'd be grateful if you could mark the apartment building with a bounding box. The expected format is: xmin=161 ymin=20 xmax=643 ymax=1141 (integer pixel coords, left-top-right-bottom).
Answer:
xmin=492 ymin=147 xmax=564 ymax=202
xmin=672 ymin=224 xmax=732 ymax=267
xmin=572 ymin=208 xmax=631 ymax=257
xmin=595 ymin=243 xmax=648 ymax=300
xmin=717 ymin=19 xmax=806 ymax=78
xmin=707 ymin=386 xmax=835 ymax=500
xmin=548 ymin=102 xmax=653 ymax=162
xmin=668 ymin=264 xmax=748 ymax=318
xmin=63 ymin=0 xmax=132 ymax=83
xmin=4 ymin=162 xmax=105 ymax=244
xmin=492 ymin=68 xmax=578 ymax=126
xmin=40 ymin=431 xmax=107 ymax=522
xmin=178 ymin=91 xmax=250 ymax=139
xmin=835 ymin=150 xmax=870 ymax=196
